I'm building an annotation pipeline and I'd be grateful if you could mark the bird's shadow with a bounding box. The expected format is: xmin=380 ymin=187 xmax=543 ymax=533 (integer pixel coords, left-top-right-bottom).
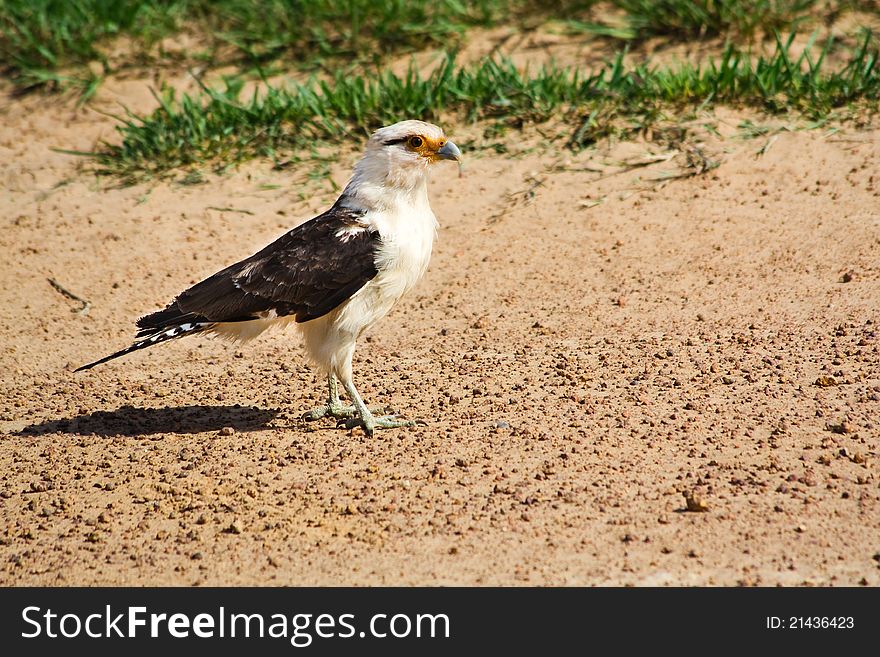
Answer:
xmin=16 ymin=404 xmax=279 ymax=438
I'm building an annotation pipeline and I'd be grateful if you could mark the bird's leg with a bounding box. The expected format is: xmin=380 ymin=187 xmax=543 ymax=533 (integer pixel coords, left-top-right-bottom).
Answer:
xmin=327 ymin=373 xmax=342 ymax=407
xmin=340 ymin=379 xmax=419 ymax=436
xmin=302 ymin=374 xmax=384 ymax=421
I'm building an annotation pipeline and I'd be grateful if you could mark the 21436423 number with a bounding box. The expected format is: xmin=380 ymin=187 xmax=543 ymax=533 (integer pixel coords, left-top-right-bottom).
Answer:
xmin=788 ymin=617 xmax=854 ymax=629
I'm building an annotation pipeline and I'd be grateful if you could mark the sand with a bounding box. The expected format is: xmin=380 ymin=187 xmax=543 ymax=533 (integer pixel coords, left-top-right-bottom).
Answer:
xmin=1 ymin=61 xmax=879 ymax=586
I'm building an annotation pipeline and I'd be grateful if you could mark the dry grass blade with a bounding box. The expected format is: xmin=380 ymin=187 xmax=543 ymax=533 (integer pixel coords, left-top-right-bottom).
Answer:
xmin=487 ymin=174 xmax=546 ymax=225
xmin=48 ymin=278 xmax=91 ymax=315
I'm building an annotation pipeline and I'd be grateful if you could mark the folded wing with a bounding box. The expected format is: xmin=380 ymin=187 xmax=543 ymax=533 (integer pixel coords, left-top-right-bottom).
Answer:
xmin=136 ymin=203 xmax=379 ymax=336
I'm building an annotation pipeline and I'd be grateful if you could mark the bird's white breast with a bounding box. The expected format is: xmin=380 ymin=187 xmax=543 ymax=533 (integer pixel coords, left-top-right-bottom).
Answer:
xmin=336 ymin=190 xmax=437 ymax=338
xmin=373 ymin=201 xmax=436 ymax=296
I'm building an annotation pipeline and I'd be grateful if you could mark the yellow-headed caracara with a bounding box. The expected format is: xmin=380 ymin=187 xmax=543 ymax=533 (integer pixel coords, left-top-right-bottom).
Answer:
xmin=77 ymin=120 xmax=461 ymax=435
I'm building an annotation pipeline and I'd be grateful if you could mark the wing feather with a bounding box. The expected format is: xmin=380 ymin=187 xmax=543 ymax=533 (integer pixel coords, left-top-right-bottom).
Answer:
xmin=136 ymin=202 xmax=378 ymax=334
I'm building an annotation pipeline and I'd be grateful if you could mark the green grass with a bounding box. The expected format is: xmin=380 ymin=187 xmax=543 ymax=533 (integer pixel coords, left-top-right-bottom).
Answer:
xmin=206 ymin=0 xmax=505 ymax=62
xmin=0 ymin=0 xmax=190 ymax=95
xmin=84 ymin=32 xmax=878 ymax=183
xmin=0 ymin=0 xmax=509 ymax=97
xmin=562 ymin=1 xmax=821 ymax=41
xmin=3 ymin=1 xmax=870 ymax=97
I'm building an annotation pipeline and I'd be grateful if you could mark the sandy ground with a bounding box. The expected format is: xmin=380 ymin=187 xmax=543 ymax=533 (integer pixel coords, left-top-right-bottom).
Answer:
xmin=1 ymin=60 xmax=879 ymax=586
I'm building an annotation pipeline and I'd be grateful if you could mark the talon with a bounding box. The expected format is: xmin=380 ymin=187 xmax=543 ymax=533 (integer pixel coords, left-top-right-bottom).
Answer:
xmin=339 ymin=417 xmax=375 ymax=436
xmin=307 ymin=402 xmax=387 ymax=423
xmin=303 ymin=408 xmax=326 ymax=421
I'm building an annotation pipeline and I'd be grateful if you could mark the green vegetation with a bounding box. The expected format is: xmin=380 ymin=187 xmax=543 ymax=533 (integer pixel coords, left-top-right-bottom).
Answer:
xmin=3 ymin=1 xmax=873 ymax=96
xmin=87 ymin=33 xmax=878 ymax=182
xmin=202 ymin=0 xmax=503 ymax=61
xmin=0 ymin=0 xmax=187 ymax=95
xmin=3 ymin=1 xmax=877 ymax=181
xmin=562 ymin=1 xmax=821 ymax=41
xmin=0 ymin=0 xmax=508 ymax=97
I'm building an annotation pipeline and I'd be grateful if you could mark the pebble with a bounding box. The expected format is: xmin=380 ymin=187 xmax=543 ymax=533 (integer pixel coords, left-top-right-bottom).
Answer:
xmin=493 ymin=420 xmax=511 ymax=429
xmin=684 ymin=490 xmax=709 ymax=512
xmin=825 ymin=421 xmax=855 ymax=435
xmin=219 ymin=427 xmax=236 ymax=436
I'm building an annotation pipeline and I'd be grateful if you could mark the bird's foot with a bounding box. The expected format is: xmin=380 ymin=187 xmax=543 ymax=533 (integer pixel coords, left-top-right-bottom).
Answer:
xmin=340 ymin=414 xmax=426 ymax=437
xmin=303 ymin=402 xmax=385 ymax=421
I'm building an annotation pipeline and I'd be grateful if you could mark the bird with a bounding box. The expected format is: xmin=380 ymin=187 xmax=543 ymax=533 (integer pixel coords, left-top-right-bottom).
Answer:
xmin=76 ymin=119 xmax=461 ymax=435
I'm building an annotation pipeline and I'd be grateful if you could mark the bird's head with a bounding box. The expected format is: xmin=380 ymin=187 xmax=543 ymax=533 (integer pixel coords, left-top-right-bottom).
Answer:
xmin=369 ymin=120 xmax=461 ymax=166
xmin=348 ymin=120 xmax=461 ymax=196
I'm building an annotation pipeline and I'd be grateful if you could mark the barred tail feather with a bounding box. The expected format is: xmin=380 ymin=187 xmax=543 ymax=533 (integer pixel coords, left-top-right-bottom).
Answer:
xmin=75 ymin=322 xmax=210 ymax=372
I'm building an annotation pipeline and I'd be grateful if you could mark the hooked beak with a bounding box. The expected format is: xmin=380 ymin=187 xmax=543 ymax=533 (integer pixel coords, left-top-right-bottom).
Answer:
xmin=437 ymin=140 xmax=461 ymax=162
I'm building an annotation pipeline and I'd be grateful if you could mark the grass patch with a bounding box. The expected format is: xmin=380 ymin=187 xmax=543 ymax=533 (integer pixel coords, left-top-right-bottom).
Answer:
xmin=561 ymin=1 xmax=821 ymax=41
xmin=0 ymin=0 xmax=509 ymax=97
xmin=2 ymin=1 xmax=868 ymax=96
xmin=85 ymin=32 xmax=877 ymax=183
xmin=0 ymin=0 xmax=189 ymax=96
xmin=206 ymin=0 xmax=505 ymax=62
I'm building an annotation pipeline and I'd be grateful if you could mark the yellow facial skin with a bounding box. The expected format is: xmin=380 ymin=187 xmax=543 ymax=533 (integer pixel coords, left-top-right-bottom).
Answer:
xmin=406 ymin=134 xmax=450 ymax=162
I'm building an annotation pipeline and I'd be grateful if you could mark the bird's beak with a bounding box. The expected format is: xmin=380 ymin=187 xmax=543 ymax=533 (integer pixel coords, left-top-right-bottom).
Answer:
xmin=437 ymin=140 xmax=461 ymax=162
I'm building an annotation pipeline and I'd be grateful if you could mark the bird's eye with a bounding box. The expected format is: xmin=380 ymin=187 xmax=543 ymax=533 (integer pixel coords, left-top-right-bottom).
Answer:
xmin=408 ymin=136 xmax=423 ymax=148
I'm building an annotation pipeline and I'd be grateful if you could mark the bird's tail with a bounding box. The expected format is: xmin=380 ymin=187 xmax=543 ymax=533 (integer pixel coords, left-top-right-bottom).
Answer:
xmin=75 ymin=322 xmax=210 ymax=372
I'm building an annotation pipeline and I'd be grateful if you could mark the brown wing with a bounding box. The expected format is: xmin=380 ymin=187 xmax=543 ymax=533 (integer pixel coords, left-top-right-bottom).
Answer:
xmin=135 ymin=202 xmax=379 ymax=336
